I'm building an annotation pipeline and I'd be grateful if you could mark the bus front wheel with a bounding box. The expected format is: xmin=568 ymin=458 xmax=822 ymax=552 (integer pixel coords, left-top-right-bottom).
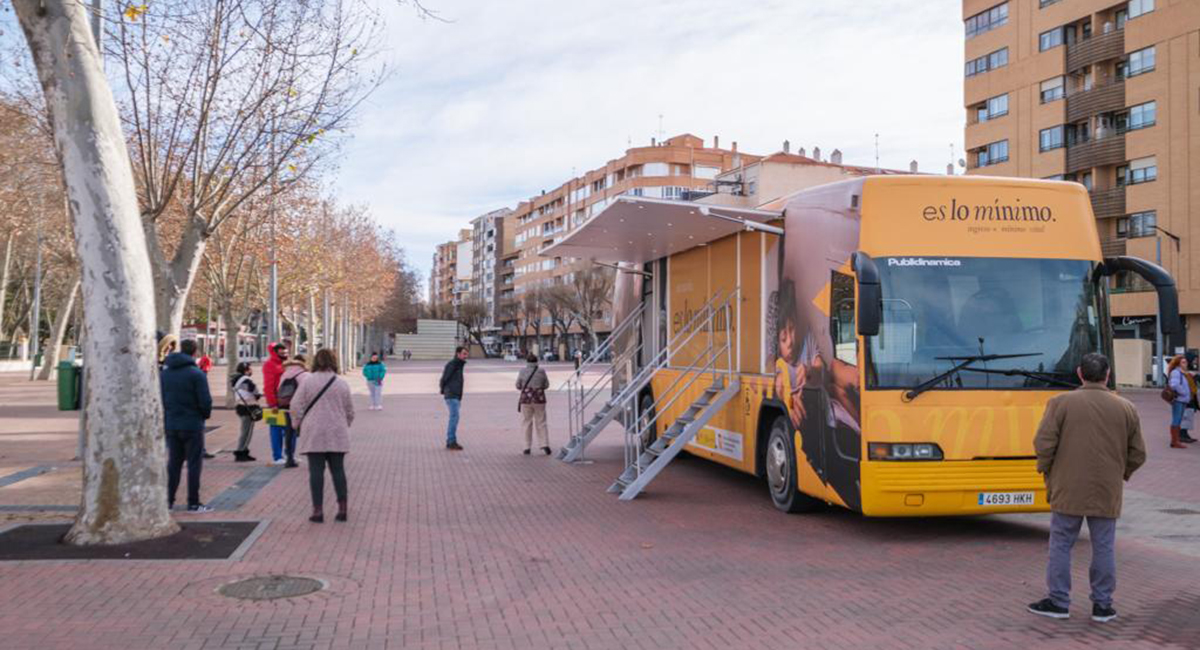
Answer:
xmin=766 ymin=416 xmax=819 ymax=513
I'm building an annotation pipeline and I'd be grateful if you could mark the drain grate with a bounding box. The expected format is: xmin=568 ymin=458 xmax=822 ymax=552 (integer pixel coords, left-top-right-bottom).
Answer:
xmin=218 ymin=575 xmax=324 ymax=601
xmin=1159 ymin=508 xmax=1200 ymax=516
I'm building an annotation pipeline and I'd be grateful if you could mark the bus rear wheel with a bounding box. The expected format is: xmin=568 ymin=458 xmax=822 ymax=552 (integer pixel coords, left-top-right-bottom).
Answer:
xmin=766 ymin=415 xmax=820 ymax=513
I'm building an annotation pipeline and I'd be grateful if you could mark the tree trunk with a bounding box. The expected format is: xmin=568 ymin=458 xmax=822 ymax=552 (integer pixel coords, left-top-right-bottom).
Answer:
xmin=309 ymin=291 xmax=319 ymax=348
xmin=36 ymin=271 xmax=80 ymax=380
xmin=146 ymin=216 xmax=207 ymax=336
xmin=13 ymin=0 xmax=178 ymax=544
xmin=0 ymin=232 xmax=13 ymax=342
xmin=222 ymin=304 xmax=240 ymax=408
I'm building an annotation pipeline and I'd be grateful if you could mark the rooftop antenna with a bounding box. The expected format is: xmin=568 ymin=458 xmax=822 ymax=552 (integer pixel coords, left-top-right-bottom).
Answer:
xmin=657 ymin=114 xmax=665 ymax=143
xmin=949 ymin=143 xmax=956 ymax=175
xmin=874 ymin=133 xmax=880 ymax=173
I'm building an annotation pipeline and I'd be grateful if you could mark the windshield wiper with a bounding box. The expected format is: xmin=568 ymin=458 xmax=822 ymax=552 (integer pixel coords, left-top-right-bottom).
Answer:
xmin=904 ymin=353 xmax=1042 ymax=401
xmin=958 ymin=366 xmax=1079 ymax=389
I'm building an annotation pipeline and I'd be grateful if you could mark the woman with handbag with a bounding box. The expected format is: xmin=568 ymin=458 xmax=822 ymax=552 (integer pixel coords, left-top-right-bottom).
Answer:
xmin=1165 ymin=355 xmax=1190 ymax=449
xmin=232 ymin=362 xmax=262 ymax=462
xmin=290 ymin=349 xmax=355 ymax=523
xmin=1183 ymin=358 xmax=1200 ymax=444
xmin=516 ymin=353 xmax=551 ymax=455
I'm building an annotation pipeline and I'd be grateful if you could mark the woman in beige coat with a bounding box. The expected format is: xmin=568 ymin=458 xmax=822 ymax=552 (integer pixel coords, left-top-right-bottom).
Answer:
xmin=516 ymin=353 xmax=551 ymax=455
xmin=290 ymin=349 xmax=355 ymax=523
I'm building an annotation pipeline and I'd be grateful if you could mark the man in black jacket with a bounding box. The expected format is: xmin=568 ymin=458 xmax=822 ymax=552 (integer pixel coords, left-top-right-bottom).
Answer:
xmin=161 ymin=339 xmax=214 ymax=512
xmin=439 ymin=346 xmax=468 ymax=450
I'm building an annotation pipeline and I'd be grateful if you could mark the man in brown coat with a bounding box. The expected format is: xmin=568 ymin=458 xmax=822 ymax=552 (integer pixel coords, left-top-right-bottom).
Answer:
xmin=1028 ymin=352 xmax=1146 ymax=623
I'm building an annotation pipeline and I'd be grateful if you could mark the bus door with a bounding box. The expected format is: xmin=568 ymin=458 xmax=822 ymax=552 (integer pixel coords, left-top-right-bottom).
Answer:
xmin=824 ymin=271 xmax=862 ymax=511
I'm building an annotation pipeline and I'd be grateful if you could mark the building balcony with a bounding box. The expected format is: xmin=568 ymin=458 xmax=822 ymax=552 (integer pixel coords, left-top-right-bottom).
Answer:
xmin=1090 ymin=187 xmax=1126 ymax=220
xmin=1066 ymin=28 xmax=1124 ymax=72
xmin=1100 ymin=238 xmax=1126 ymax=257
xmin=1066 ymin=79 xmax=1124 ymax=123
xmin=1066 ymin=132 xmax=1124 ymax=174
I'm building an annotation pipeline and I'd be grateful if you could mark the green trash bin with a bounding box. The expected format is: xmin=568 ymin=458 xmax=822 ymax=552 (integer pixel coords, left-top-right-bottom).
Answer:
xmin=57 ymin=361 xmax=81 ymax=411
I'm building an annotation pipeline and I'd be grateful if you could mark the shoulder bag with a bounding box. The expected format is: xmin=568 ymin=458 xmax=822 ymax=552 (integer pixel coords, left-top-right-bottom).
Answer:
xmin=296 ymin=376 xmax=337 ymax=436
xmin=235 ymin=377 xmax=264 ymax=422
xmin=518 ymin=369 xmax=546 ymax=412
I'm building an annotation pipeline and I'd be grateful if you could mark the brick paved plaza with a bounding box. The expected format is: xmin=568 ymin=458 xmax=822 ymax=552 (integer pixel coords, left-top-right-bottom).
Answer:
xmin=1 ymin=359 xmax=1199 ymax=649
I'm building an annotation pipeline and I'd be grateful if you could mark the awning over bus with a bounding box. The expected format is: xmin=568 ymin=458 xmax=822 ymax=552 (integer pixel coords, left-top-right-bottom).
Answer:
xmin=541 ymin=196 xmax=782 ymax=265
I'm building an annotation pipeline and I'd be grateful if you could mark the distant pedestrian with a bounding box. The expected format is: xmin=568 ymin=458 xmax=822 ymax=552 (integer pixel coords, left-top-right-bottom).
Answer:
xmin=439 ymin=346 xmax=468 ymax=451
xmin=362 ymin=352 xmax=386 ymax=410
xmin=161 ymin=339 xmax=213 ymax=512
xmin=277 ymin=353 xmax=308 ymax=467
xmin=1181 ymin=358 xmax=1199 ymax=444
xmin=291 ymin=349 xmax=355 ymax=523
xmin=1028 ymin=352 xmax=1146 ymax=623
xmin=232 ymin=361 xmax=261 ymax=462
xmin=197 ymin=352 xmax=213 ymax=374
xmin=574 ymin=349 xmax=583 ymax=371
xmin=1166 ymin=355 xmax=1190 ymax=449
xmin=263 ymin=340 xmax=291 ymax=464
xmin=517 ymin=353 xmax=551 ymax=455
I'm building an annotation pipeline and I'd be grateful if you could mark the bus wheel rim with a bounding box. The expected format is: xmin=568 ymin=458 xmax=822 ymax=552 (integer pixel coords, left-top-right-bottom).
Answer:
xmin=768 ymin=435 xmax=789 ymax=496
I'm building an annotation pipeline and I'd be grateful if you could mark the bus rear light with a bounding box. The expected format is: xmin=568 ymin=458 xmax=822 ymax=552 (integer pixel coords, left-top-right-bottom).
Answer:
xmin=868 ymin=443 xmax=944 ymax=461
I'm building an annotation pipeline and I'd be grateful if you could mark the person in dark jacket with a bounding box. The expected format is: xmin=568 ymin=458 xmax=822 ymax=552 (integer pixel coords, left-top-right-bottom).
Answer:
xmin=161 ymin=339 xmax=214 ymax=512
xmin=439 ymin=346 xmax=468 ymax=450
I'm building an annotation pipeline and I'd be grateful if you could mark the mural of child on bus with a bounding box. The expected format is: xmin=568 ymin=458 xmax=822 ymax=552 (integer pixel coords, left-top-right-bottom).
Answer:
xmin=768 ymin=189 xmax=864 ymax=510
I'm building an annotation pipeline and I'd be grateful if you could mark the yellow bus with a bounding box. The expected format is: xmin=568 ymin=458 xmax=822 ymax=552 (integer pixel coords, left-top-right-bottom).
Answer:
xmin=550 ymin=175 xmax=1178 ymax=516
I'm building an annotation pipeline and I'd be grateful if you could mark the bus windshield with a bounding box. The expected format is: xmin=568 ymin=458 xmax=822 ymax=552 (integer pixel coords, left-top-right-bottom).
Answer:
xmin=865 ymin=257 xmax=1101 ymax=390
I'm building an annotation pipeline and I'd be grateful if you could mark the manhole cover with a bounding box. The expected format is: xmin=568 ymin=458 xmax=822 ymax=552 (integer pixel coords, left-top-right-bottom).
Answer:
xmin=218 ymin=575 xmax=324 ymax=600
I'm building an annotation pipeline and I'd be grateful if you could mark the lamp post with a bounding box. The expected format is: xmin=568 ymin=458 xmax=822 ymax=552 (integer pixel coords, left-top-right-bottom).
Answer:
xmin=1153 ymin=224 xmax=1182 ymax=385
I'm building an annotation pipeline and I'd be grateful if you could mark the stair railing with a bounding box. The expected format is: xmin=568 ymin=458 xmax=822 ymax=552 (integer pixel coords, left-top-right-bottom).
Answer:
xmin=560 ymin=303 xmax=644 ymax=443
xmin=621 ymin=289 xmax=738 ymax=480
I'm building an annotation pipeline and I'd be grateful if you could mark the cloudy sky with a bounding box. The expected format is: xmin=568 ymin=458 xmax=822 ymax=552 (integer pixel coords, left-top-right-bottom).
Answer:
xmin=340 ymin=0 xmax=967 ymax=286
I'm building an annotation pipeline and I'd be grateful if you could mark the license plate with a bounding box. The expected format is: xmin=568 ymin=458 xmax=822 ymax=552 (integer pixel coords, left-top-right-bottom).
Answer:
xmin=978 ymin=491 xmax=1034 ymax=507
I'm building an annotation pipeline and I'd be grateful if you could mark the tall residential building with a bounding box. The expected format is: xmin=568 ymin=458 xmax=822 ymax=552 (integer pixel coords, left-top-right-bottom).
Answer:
xmin=469 ymin=207 xmax=514 ymax=352
xmin=506 ymin=133 xmax=762 ymax=355
xmin=963 ymin=0 xmax=1199 ymax=349
xmin=429 ymin=229 xmax=472 ymax=313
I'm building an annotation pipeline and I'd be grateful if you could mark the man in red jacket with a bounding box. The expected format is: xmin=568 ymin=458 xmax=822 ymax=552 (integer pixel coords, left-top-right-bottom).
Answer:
xmin=263 ymin=341 xmax=292 ymax=465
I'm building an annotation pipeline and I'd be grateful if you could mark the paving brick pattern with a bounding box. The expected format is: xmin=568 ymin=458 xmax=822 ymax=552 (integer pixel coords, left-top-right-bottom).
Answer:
xmin=0 ymin=361 xmax=1198 ymax=649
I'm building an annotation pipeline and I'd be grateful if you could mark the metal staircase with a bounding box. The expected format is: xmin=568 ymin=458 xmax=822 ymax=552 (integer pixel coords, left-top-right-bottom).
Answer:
xmin=557 ymin=289 xmax=734 ymax=464
xmin=608 ymin=290 xmax=738 ymax=500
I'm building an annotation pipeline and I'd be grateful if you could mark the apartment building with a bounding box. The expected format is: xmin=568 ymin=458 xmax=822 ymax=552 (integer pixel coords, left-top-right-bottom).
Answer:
xmin=429 ymin=229 xmax=472 ymax=313
xmin=505 ymin=134 xmax=761 ymax=356
xmin=963 ymin=0 xmax=1200 ymax=351
xmin=702 ymin=142 xmax=914 ymax=209
xmin=468 ymin=208 xmax=514 ymax=352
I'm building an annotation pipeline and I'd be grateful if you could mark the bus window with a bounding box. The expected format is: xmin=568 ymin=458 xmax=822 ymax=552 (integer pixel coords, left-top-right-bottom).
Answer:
xmin=831 ymin=271 xmax=857 ymax=366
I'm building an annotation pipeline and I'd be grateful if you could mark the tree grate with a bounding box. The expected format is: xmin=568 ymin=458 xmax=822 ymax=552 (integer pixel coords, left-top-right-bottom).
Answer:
xmin=218 ymin=575 xmax=324 ymax=601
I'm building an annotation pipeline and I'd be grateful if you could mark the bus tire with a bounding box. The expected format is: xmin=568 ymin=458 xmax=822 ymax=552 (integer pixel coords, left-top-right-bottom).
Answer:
xmin=766 ymin=415 xmax=820 ymax=513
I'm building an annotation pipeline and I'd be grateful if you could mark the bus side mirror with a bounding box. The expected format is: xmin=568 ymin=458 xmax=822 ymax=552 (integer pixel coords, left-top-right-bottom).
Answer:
xmin=1097 ymin=256 xmax=1181 ymax=335
xmin=852 ymin=252 xmax=882 ymax=336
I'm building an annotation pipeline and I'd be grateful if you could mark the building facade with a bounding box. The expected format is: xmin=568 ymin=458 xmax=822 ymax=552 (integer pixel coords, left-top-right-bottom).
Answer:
xmin=469 ymin=208 xmax=514 ymax=352
xmin=429 ymin=229 xmax=472 ymax=314
xmin=963 ymin=0 xmax=1200 ymax=352
xmin=505 ymin=134 xmax=762 ymax=356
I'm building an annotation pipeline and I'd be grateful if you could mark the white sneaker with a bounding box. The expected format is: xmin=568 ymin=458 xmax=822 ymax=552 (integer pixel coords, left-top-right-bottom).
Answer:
xmin=272 ymin=458 xmax=286 ymax=465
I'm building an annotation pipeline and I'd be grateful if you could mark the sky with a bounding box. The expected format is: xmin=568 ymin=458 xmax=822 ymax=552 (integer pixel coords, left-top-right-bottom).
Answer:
xmin=343 ymin=0 xmax=967 ymax=289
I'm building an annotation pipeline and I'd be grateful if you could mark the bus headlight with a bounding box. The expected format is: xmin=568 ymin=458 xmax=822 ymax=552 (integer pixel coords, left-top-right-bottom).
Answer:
xmin=868 ymin=442 xmax=944 ymax=461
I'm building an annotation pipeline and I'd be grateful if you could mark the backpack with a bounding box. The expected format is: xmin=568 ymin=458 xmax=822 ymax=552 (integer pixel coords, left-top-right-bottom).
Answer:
xmin=277 ymin=376 xmax=300 ymax=409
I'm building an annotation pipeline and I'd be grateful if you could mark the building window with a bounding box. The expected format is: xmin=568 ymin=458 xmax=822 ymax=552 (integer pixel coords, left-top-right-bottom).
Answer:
xmin=1117 ymin=210 xmax=1157 ymax=238
xmin=965 ymin=2 xmax=1009 ymax=39
xmin=975 ymin=93 xmax=1009 ymax=122
xmin=1039 ymin=27 xmax=1064 ymax=52
xmin=1125 ymin=100 xmax=1157 ymax=131
xmin=1040 ymin=76 xmax=1065 ymax=103
xmin=965 ymin=48 xmax=1008 ymax=78
xmin=1125 ymin=46 xmax=1156 ymax=78
xmin=642 ymin=162 xmax=669 ymax=176
xmin=1039 ymin=125 xmax=1065 ymax=152
xmin=1119 ymin=156 xmax=1157 ymax=185
xmin=662 ymin=186 xmax=684 ymax=200
xmin=976 ymin=140 xmax=1009 ymax=167
xmin=1129 ymin=0 xmax=1155 ymax=19
xmin=1039 ymin=0 xmax=1062 ymax=6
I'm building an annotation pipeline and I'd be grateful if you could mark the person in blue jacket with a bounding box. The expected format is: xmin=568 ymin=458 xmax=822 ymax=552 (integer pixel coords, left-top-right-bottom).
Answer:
xmin=161 ymin=338 xmax=214 ymax=512
xmin=362 ymin=352 xmax=387 ymax=411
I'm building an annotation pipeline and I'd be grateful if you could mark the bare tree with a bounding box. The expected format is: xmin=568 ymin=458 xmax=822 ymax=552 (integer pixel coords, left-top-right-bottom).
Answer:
xmin=456 ymin=298 xmax=488 ymax=353
xmin=518 ymin=288 xmax=545 ymax=354
xmin=105 ymin=0 xmax=387 ymax=335
xmin=569 ymin=265 xmax=615 ymax=352
xmin=13 ymin=0 xmax=178 ymax=544
xmin=543 ymin=283 xmax=575 ymax=358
